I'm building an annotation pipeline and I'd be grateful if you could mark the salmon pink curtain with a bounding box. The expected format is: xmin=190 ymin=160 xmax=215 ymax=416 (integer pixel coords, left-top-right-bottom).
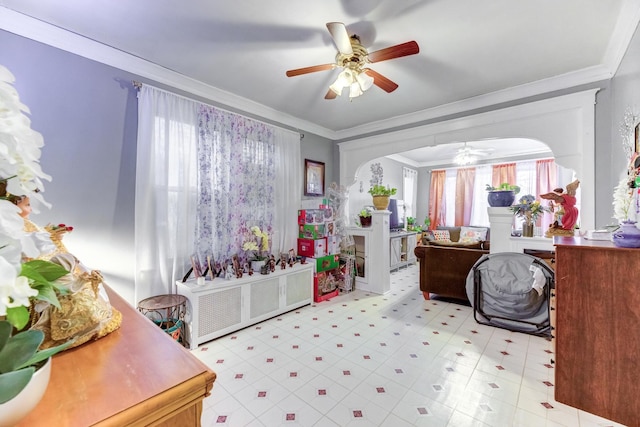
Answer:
xmin=429 ymin=170 xmax=446 ymax=229
xmin=536 ymin=159 xmax=557 ymax=232
xmin=455 ymin=168 xmax=476 ymax=226
xmin=492 ymin=163 xmax=516 ymax=187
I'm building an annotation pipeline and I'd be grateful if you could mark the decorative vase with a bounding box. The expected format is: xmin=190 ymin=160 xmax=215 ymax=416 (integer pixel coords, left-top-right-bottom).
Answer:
xmin=0 ymin=357 xmax=51 ymax=427
xmin=522 ymin=222 xmax=534 ymax=237
xmin=487 ymin=190 xmax=515 ymax=207
xmin=359 ymin=216 xmax=372 ymax=227
xmin=251 ymin=259 xmax=266 ymax=271
xmin=372 ymin=195 xmax=390 ymax=210
xmin=612 ymin=221 xmax=640 ymax=248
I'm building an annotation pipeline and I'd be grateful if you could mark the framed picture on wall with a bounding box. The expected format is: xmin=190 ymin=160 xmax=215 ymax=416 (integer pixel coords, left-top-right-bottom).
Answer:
xmin=635 ymin=122 xmax=640 ymax=153
xmin=304 ymin=159 xmax=325 ymax=196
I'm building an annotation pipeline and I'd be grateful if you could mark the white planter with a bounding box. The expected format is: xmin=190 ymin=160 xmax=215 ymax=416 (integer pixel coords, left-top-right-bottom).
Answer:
xmin=251 ymin=260 xmax=266 ymax=272
xmin=0 ymin=357 xmax=51 ymax=427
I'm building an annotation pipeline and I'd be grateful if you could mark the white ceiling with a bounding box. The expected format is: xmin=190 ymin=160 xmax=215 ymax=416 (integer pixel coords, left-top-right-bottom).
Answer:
xmin=0 ymin=0 xmax=637 ymax=163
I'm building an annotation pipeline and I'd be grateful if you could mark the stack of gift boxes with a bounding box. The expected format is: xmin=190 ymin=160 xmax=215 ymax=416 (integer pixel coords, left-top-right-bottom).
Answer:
xmin=297 ymin=207 xmax=343 ymax=302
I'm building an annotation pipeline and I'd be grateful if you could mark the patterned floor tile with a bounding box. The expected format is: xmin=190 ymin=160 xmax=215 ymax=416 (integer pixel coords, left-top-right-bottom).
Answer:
xmin=193 ymin=264 xmax=622 ymax=427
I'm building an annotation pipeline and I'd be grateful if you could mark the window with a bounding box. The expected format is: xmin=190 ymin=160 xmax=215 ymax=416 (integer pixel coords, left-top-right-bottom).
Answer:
xmin=433 ymin=159 xmax=563 ymax=228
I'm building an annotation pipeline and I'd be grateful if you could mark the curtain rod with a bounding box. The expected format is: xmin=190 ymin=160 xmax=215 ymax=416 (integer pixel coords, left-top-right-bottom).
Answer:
xmin=130 ymin=80 xmax=302 ymax=139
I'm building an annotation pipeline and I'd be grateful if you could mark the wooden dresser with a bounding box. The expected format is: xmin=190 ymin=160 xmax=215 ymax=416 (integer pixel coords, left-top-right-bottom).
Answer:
xmin=553 ymin=237 xmax=640 ymax=427
xmin=17 ymin=286 xmax=216 ymax=427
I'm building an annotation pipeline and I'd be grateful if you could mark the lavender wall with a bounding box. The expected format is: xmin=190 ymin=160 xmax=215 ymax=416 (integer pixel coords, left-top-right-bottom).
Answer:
xmin=2 ymin=30 xmax=139 ymax=303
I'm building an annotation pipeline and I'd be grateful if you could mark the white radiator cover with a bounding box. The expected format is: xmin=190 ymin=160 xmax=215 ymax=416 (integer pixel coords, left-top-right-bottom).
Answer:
xmin=177 ymin=263 xmax=313 ymax=349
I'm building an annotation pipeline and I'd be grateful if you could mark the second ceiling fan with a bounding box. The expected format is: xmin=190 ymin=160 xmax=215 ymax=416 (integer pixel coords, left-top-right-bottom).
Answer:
xmin=285 ymin=22 xmax=419 ymax=100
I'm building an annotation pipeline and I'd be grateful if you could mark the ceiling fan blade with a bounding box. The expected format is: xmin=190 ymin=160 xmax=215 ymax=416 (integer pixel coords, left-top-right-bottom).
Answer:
xmin=368 ymin=40 xmax=419 ymax=63
xmin=326 ymin=22 xmax=353 ymax=55
xmin=324 ymin=89 xmax=337 ymax=100
xmin=286 ymin=63 xmax=335 ymax=77
xmin=363 ymin=69 xmax=399 ymax=93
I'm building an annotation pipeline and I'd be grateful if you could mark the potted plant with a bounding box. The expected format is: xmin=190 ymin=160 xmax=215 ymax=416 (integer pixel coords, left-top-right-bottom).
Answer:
xmin=423 ymin=216 xmax=431 ymax=230
xmin=242 ymin=225 xmax=270 ymax=271
xmin=358 ymin=209 xmax=372 ymax=227
xmin=0 ymin=321 xmax=73 ymax=425
xmin=368 ymin=184 xmax=397 ymax=210
xmin=485 ymin=183 xmax=521 ymax=207
xmin=509 ymin=194 xmax=548 ymax=237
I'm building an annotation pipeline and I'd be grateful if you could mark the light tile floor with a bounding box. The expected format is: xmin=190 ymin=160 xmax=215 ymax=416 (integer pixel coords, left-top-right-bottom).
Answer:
xmin=191 ymin=264 xmax=626 ymax=427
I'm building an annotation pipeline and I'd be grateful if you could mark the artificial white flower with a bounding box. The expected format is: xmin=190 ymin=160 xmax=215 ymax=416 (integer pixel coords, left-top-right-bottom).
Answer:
xmin=612 ymin=177 xmax=633 ymax=222
xmin=0 ymin=257 xmax=38 ymax=316
xmin=0 ymin=64 xmax=51 ymax=209
xmin=0 ymin=199 xmax=23 ymax=239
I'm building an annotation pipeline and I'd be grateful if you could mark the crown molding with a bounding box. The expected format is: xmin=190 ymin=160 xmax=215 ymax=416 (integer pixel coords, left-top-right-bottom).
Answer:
xmin=603 ymin=0 xmax=640 ymax=73
xmin=0 ymin=7 xmax=335 ymax=139
xmin=333 ymin=64 xmax=611 ymax=140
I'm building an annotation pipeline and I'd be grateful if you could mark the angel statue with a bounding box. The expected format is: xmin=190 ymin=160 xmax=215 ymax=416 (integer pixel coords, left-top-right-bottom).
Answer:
xmin=540 ymin=179 xmax=580 ymax=236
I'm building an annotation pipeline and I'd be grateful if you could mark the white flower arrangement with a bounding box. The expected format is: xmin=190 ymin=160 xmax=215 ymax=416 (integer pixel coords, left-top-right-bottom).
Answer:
xmin=612 ymin=177 xmax=634 ymax=223
xmin=0 ymin=65 xmax=64 ymax=328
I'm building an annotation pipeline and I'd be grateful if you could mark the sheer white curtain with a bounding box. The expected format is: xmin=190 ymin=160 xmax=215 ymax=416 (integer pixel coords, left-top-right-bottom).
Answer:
xmin=514 ymin=160 xmax=536 ymax=231
xmin=135 ymin=86 xmax=199 ymax=302
xmin=135 ymin=86 xmax=301 ymax=303
xmin=273 ymin=127 xmax=302 ymax=253
xmin=470 ymin=165 xmax=492 ymax=226
xmin=402 ymin=167 xmax=418 ymax=219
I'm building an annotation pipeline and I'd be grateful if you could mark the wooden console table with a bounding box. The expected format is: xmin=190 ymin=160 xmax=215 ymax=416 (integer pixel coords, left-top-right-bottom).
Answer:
xmin=554 ymin=237 xmax=639 ymax=427
xmin=18 ymin=286 xmax=216 ymax=427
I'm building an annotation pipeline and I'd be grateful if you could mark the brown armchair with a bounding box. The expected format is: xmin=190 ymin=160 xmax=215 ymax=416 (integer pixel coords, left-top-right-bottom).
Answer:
xmin=414 ymin=242 xmax=489 ymax=303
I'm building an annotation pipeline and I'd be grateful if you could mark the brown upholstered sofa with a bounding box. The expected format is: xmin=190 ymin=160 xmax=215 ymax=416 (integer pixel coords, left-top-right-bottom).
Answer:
xmin=414 ymin=226 xmax=490 ymax=303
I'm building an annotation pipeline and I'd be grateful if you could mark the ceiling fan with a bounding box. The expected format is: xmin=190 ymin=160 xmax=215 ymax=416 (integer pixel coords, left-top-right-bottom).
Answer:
xmin=285 ymin=22 xmax=419 ymax=100
xmin=453 ymin=142 xmax=495 ymax=165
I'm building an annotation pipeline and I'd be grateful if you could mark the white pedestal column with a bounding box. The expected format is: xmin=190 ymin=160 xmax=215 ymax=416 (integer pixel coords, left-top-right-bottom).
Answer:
xmin=488 ymin=207 xmax=513 ymax=254
xmin=367 ymin=210 xmax=391 ymax=294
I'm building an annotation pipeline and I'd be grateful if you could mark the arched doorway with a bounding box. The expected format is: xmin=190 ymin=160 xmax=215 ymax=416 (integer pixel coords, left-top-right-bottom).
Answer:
xmin=339 ymin=89 xmax=597 ymax=230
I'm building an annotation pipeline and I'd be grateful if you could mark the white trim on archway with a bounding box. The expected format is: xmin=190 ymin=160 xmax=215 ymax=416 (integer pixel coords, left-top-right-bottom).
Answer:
xmin=339 ymin=89 xmax=599 ymax=230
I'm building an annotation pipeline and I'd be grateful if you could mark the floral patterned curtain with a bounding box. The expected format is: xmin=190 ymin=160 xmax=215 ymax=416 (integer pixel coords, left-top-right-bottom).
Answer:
xmin=196 ymin=105 xmax=276 ymax=262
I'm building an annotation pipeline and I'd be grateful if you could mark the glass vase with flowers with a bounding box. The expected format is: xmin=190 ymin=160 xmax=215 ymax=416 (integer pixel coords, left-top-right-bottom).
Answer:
xmin=510 ymin=194 xmax=549 ymax=237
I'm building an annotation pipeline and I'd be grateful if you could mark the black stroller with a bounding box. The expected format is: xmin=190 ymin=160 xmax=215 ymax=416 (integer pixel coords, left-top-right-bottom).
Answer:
xmin=465 ymin=252 xmax=554 ymax=337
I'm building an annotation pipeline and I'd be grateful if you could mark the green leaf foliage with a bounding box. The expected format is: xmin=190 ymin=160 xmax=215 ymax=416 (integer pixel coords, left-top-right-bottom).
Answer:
xmin=368 ymin=184 xmax=397 ymax=196
xmin=0 ymin=329 xmax=44 ymax=374
xmin=5 ymin=306 xmax=30 ymax=331
xmin=20 ymin=260 xmax=68 ymax=282
xmin=0 ymin=368 xmax=35 ymax=404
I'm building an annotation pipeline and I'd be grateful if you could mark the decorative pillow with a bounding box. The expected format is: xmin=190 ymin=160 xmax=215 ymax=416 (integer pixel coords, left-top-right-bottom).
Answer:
xmin=432 ymin=229 xmax=451 ymax=241
xmin=459 ymin=226 xmax=488 ymax=243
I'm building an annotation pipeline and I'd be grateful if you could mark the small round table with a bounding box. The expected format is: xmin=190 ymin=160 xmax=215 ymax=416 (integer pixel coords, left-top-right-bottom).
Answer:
xmin=137 ymin=294 xmax=187 ymax=347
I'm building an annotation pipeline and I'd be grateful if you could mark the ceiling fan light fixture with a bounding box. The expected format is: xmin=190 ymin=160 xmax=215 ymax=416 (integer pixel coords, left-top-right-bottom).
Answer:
xmin=329 ymin=69 xmax=351 ymax=95
xmin=356 ymin=71 xmax=374 ymax=91
xmin=453 ymin=151 xmax=477 ymax=165
xmin=349 ymin=82 xmax=363 ymax=98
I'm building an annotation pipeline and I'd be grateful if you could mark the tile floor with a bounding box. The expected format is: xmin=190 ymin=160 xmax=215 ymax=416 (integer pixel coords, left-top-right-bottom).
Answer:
xmin=191 ymin=264 xmax=626 ymax=427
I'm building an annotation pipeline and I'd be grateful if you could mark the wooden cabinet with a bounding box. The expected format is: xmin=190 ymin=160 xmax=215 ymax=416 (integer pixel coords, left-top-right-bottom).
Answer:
xmin=177 ymin=263 xmax=313 ymax=349
xmin=18 ymin=286 xmax=215 ymax=427
xmin=554 ymin=237 xmax=640 ymax=427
